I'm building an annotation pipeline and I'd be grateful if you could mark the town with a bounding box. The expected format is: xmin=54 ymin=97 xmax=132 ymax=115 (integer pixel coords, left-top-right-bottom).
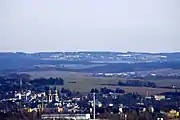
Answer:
xmin=0 ymin=73 xmax=180 ymax=120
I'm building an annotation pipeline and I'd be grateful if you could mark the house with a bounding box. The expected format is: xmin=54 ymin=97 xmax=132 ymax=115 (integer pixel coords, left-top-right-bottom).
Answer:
xmin=154 ymin=95 xmax=165 ymax=101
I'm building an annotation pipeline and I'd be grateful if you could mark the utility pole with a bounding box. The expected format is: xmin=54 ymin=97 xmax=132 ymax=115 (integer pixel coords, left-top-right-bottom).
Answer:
xmin=18 ymin=73 xmax=22 ymax=110
xmin=173 ymin=85 xmax=178 ymax=107
xmin=93 ymin=92 xmax=96 ymax=120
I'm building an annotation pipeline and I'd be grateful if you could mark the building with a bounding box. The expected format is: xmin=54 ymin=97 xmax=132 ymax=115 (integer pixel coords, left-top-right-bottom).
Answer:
xmin=41 ymin=114 xmax=90 ymax=120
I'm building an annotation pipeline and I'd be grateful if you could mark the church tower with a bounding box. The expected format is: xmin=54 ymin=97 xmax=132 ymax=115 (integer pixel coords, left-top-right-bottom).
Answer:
xmin=54 ymin=88 xmax=59 ymax=102
xmin=48 ymin=89 xmax=52 ymax=103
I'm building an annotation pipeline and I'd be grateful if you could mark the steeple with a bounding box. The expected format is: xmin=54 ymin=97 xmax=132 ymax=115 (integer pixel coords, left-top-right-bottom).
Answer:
xmin=48 ymin=89 xmax=52 ymax=103
xmin=54 ymin=79 xmax=59 ymax=102
xmin=54 ymin=87 xmax=59 ymax=102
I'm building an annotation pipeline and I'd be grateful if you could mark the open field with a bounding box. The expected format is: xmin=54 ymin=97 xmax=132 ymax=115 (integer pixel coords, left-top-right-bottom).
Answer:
xmin=23 ymin=70 xmax=180 ymax=95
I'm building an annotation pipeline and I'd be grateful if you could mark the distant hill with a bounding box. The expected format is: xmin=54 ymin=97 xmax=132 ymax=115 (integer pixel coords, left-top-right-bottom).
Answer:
xmin=0 ymin=52 xmax=180 ymax=73
xmin=78 ymin=61 xmax=180 ymax=73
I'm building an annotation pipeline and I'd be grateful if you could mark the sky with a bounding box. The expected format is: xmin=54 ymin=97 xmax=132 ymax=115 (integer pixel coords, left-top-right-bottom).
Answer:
xmin=0 ymin=0 xmax=180 ymax=53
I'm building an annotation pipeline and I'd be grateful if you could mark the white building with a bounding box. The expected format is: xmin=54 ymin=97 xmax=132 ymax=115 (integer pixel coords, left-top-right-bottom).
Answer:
xmin=41 ymin=114 xmax=90 ymax=120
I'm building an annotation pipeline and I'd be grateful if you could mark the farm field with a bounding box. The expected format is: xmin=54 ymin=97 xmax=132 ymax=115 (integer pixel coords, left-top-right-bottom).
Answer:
xmin=23 ymin=70 xmax=179 ymax=95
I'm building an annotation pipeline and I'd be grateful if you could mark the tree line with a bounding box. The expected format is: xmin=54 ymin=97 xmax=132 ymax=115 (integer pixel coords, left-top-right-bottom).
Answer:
xmin=118 ymin=80 xmax=156 ymax=88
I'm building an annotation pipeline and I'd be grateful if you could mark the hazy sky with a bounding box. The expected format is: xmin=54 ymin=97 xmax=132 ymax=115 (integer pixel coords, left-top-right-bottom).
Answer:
xmin=0 ymin=0 xmax=180 ymax=53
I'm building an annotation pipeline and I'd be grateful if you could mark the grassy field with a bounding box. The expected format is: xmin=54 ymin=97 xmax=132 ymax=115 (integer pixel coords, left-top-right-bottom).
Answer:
xmin=23 ymin=70 xmax=179 ymax=95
